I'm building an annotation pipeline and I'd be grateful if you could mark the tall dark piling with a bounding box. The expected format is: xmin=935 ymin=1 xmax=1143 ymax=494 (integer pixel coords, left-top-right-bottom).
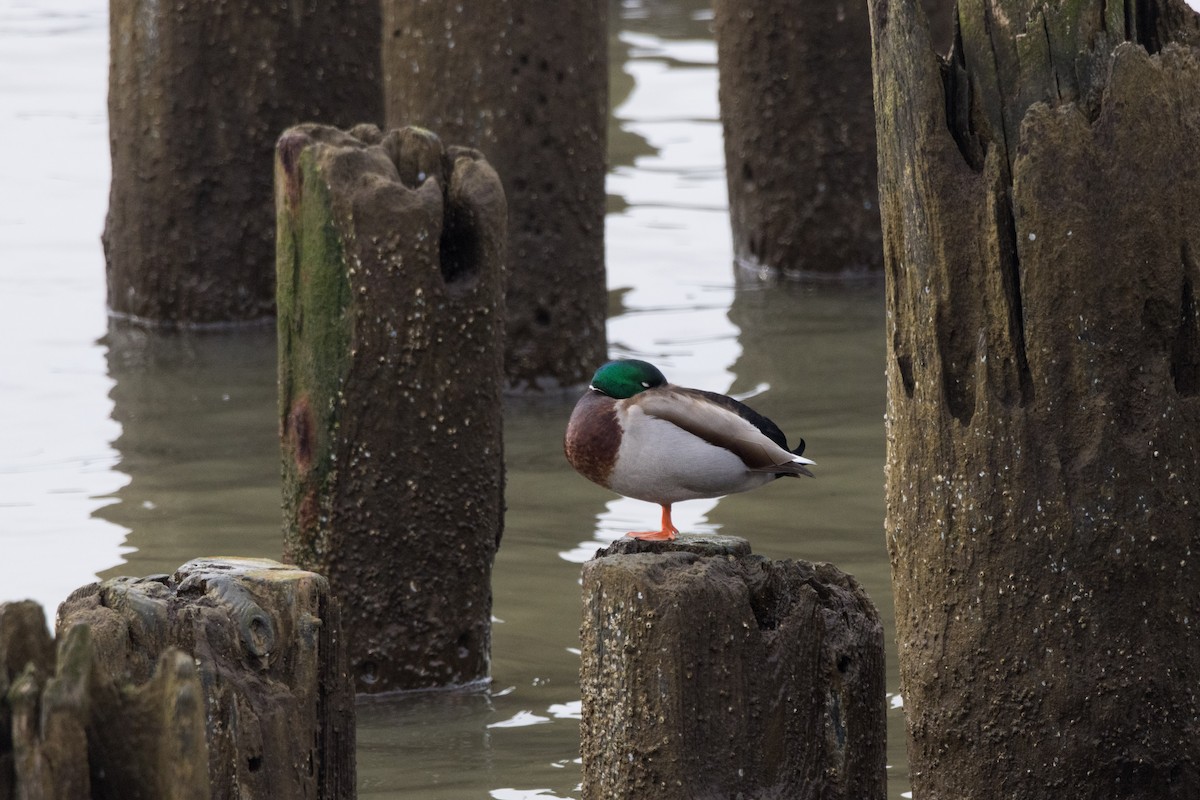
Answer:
xmin=580 ymin=536 xmax=886 ymax=800
xmin=104 ymin=0 xmax=382 ymax=325
xmin=715 ymin=0 xmax=882 ymax=279
xmin=714 ymin=0 xmax=954 ymax=280
xmin=871 ymin=0 xmax=1200 ymax=795
xmin=382 ymin=0 xmax=608 ymax=389
xmin=276 ymin=124 xmax=507 ymax=693
xmin=1 ymin=558 xmax=353 ymax=799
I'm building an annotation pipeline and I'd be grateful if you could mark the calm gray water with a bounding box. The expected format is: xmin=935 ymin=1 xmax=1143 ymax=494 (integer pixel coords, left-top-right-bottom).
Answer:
xmin=1 ymin=0 xmax=909 ymax=796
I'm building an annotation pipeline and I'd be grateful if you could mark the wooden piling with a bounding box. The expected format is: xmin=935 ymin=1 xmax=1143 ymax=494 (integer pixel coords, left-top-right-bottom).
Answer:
xmin=713 ymin=0 xmax=954 ymax=280
xmin=1 ymin=601 xmax=57 ymax=798
xmin=381 ymin=0 xmax=608 ymax=389
xmin=104 ymin=0 xmax=382 ymax=325
xmin=580 ymin=536 xmax=886 ymax=800
xmin=0 ymin=558 xmax=352 ymax=799
xmin=714 ymin=0 xmax=882 ymax=279
xmin=276 ymin=123 xmax=507 ymax=693
xmin=870 ymin=0 xmax=1200 ymax=794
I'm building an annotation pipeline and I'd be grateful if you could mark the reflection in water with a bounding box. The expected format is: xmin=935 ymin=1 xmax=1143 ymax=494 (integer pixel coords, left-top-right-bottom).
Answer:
xmin=361 ymin=686 xmax=577 ymax=800
xmin=558 ymin=496 xmax=722 ymax=564
xmin=0 ymin=0 xmax=121 ymax=618
xmin=94 ymin=323 xmax=281 ymax=580
xmin=719 ymin=278 xmax=891 ymax=599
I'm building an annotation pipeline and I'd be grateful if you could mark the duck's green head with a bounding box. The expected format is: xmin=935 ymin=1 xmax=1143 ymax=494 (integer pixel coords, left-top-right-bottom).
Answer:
xmin=590 ymin=359 xmax=668 ymax=399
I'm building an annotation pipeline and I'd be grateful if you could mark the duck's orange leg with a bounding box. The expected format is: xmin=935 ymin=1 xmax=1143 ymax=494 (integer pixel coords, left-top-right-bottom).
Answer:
xmin=627 ymin=505 xmax=679 ymax=541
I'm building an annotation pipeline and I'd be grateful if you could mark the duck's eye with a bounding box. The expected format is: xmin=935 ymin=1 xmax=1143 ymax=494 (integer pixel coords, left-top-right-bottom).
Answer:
xmin=641 ymin=381 xmax=650 ymax=387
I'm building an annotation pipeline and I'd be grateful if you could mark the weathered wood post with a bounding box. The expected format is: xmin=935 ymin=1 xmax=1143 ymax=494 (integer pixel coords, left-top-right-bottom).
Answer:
xmin=714 ymin=0 xmax=883 ymax=279
xmin=870 ymin=0 xmax=1200 ymax=795
xmin=713 ymin=0 xmax=954 ymax=280
xmin=580 ymin=536 xmax=886 ymax=800
xmin=1 ymin=601 xmax=57 ymax=797
xmin=381 ymin=0 xmax=608 ymax=389
xmin=8 ymin=627 xmax=211 ymax=800
xmin=277 ymin=123 xmax=507 ymax=693
xmin=0 ymin=558 xmax=352 ymax=798
xmin=104 ymin=0 xmax=382 ymax=324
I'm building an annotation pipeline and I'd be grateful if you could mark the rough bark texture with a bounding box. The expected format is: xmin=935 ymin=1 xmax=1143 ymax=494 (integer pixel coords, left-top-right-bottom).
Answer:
xmin=0 ymin=558 xmax=351 ymax=799
xmin=714 ymin=0 xmax=954 ymax=280
xmin=382 ymin=0 xmax=607 ymax=389
xmin=0 ymin=602 xmax=56 ymax=798
xmin=104 ymin=0 xmax=382 ymax=325
xmin=276 ymin=124 xmax=506 ymax=693
xmin=580 ymin=535 xmax=885 ymax=800
xmin=8 ymin=629 xmax=211 ymax=800
xmin=870 ymin=0 xmax=1200 ymax=795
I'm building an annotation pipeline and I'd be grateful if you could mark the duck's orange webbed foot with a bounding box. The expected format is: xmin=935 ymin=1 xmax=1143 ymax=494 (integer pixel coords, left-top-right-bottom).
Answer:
xmin=626 ymin=528 xmax=677 ymax=541
xmin=625 ymin=505 xmax=680 ymax=541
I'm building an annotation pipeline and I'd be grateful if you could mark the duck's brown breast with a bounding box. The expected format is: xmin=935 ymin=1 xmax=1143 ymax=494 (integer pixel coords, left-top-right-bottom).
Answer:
xmin=564 ymin=390 xmax=621 ymax=488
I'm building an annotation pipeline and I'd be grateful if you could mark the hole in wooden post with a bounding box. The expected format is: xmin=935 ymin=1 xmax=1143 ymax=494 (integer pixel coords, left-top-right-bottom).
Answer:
xmin=895 ymin=351 xmax=915 ymax=397
xmin=1172 ymin=244 xmax=1199 ymax=396
xmin=439 ymin=200 xmax=480 ymax=290
xmin=456 ymin=630 xmax=474 ymax=660
xmin=749 ymin=581 xmax=780 ymax=630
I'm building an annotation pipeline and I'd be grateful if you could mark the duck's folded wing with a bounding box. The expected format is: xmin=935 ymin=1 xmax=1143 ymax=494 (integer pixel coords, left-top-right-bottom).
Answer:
xmin=637 ymin=387 xmax=810 ymax=474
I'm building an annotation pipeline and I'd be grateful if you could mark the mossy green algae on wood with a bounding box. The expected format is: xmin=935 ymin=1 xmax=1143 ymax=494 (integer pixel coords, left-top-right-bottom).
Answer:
xmin=276 ymin=129 xmax=354 ymax=570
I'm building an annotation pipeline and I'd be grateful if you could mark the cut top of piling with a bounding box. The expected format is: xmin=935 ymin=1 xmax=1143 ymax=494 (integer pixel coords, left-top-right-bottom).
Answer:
xmin=591 ymin=533 xmax=753 ymax=560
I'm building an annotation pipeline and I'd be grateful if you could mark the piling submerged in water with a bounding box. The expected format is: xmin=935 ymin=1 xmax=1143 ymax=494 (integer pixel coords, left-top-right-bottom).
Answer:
xmin=104 ymin=0 xmax=381 ymax=326
xmin=276 ymin=123 xmax=507 ymax=694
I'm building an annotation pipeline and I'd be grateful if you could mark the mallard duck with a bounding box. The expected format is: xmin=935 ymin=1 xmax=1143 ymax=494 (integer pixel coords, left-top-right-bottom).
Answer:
xmin=564 ymin=359 xmax=814 ymax=541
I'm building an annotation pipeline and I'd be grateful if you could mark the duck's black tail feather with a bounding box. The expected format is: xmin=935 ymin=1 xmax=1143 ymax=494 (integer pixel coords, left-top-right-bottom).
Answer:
xmin=792 ymin=438 xmax=806 ymax=457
